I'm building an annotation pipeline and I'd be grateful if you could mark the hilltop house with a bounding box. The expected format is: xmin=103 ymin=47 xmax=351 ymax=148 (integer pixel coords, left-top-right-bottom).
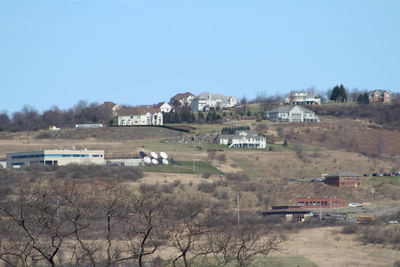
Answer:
xmin=99 ymin=101 xmax=122 ymax=117
xmin=369 ymin=90 xmax=391 ymax=103
xmin=215 ymin=130 xmax=267 ymax=149
xmin=153 ymin=102 xmax=173 ymax=113
xmin=169 ymin=92 xmax=195 ymax=106
xmin=116 ymin=106 xmax=163 ymax=126
xmin=266 ymin=105 xmax=320 ymax=123
xmin=285 ymin=91 xmax=321 ymax=105
xmin=192 ymin=92 xmax=238 ymax=112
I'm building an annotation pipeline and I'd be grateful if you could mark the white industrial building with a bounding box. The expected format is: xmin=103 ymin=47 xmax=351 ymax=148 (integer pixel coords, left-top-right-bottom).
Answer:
xmin=6 ymin=149 xmax=105 ymax=168
xmin=191 ymin=92 xmax=238 ymax=112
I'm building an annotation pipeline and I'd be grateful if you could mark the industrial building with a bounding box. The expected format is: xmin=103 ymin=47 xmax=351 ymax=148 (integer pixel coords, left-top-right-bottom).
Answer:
xmin=6 ymin=149 xmax=105 ymax=168
xmin=325 ymin=171 xmax=362 ymax=187
xmin=261 ymin=206 xmax=313 ymax=222
xmin=295 ymin=197 xmax=348 ymax=209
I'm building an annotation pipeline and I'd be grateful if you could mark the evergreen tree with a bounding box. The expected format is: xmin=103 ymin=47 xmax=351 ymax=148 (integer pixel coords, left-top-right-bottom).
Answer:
xmin=330 ymin=84 xmax=348 ymax=102
xmin=357 ymin=92 xmax=370 ymax=104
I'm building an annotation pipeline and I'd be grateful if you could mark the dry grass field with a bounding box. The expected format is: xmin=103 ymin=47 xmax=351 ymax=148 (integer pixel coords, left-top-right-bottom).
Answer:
xmin=275 ymin=226 xmax=400 ymax=267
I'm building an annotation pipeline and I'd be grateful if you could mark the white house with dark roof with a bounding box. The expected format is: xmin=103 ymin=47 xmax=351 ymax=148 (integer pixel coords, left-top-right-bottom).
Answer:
xmin=216 ymin=130 xmax=267 ymax=149
xmin=191 ymin=92 xmax=238 ymax=112
xmin=116 ymin=106 xmax=163 ymax=126
xmin=266 ymin=105 xmax=320 ymax=122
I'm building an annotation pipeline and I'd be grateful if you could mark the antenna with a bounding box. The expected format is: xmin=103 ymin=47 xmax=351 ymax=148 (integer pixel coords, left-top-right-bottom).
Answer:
xmin=150 ymin=152 xmax=158 ymax=159
xmin=160 ymin=152 xmax=168 ymax=159
xmin=162 ymin=159 xmax=169 ymax=165
xmin=151 ymin=158 xmax=159 ymax=165
xmin=139 ymin=151 xmax=147 ymax=158
xmin=143 ymin=157 xmax=151 ymax=164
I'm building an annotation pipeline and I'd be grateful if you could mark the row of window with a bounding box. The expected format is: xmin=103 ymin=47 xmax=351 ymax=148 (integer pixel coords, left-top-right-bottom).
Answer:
xmin=11 ymin=154 xmax=102 ymax=159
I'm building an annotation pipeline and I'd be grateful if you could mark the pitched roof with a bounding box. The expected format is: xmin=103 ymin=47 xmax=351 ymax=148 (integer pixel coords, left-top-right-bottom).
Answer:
xmin=99 ymin=101 xmax=117 ymax=110
xmin=195 ymin=92 xmax=234 ymax=101
xmin=117 ymin=106 xmax=161 ymax=116
xmin=171 ymin=92 xmax=194 ymax=101
xmin=327 ymin=171 xmax=361 ymax=177
xmin=267 ymin=105 xmax=315 ymax=114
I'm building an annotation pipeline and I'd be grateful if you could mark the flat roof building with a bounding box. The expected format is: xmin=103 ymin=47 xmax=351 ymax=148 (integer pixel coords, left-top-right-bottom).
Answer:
xmin=6 ymin=149 xmax=105 ymax=168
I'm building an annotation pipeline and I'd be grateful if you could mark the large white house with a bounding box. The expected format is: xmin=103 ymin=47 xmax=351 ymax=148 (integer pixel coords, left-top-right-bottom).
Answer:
xmin=285 ymin=91 xmax=321 ymax=105
xmin=117 ymin=106 xmax=163 ymax=126
xmin=192 ymin=92 xmax=238 ymax=112
xmin=6 ymin=149 xmax=105 ymax=168
xmin=216 ymin=130 xmax=267 ymax=149
xmin=266 ymin=105 xmax=320 ymax=122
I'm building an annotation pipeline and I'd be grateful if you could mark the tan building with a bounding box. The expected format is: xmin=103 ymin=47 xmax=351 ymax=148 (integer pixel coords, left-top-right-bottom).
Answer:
xmin=369 ymin=90 xmax=391 ymax=103
xmin=169 ymin=92 xmax=195 ymax=106
xmin=6 ymin=149 xmax=105 ymax=168
xmin=117 ymin=106 xmax=163 ymax=126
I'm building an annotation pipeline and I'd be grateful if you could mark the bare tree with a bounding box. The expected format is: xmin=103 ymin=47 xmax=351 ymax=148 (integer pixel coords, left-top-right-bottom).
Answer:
xmin=202 ymin=213 xmax=284 ymax=267
xmin=163 ymin=196 xmax=207 ymax=267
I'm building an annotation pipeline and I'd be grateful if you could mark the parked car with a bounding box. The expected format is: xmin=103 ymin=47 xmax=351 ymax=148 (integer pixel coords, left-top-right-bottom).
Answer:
xmin=311 ymin=178 xmax=325 ymax=182
xmin=363 ymin=173 xmax=370 ymax=177
xmin=388 ymin=220 xmax=398 ymax=224
xmin=348 ymin=202 xmax=363 ymax=208
xmin=384 ymin=173 xmax=393 ymax=176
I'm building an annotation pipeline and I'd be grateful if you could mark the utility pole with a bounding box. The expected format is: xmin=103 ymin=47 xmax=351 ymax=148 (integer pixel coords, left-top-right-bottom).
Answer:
xmin=237 ymin=194 xmax=240 ymax=226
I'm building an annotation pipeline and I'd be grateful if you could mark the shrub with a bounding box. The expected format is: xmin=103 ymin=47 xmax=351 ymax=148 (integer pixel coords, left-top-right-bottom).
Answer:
xmin=341 ymin=224 xmax=359 ymax=234
xmin=225 ymin=173 xmax=250 ymax=182
xmin=202 ymin=172 xmax=211 ymax=179
xmin=197 ymin=182 xmax=216 ymax=193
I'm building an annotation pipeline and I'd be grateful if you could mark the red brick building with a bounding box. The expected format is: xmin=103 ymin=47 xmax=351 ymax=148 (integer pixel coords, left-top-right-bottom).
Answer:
xmin=369 ymin=90 xmax=391 ymax=103
xmin=295 ymin=197 xmax=348 ymax=209
xmin=325 ymin=171 xmax=362 ymax=187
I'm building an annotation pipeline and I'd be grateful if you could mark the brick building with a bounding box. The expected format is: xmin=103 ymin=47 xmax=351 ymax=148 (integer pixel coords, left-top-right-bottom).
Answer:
xmin=325 ymin=171 xmax=362 ymax=188
xmin=369 ymin=90 xmax=391 ymax=103
xmin=295 ymin=197 xmax=348 ymax=209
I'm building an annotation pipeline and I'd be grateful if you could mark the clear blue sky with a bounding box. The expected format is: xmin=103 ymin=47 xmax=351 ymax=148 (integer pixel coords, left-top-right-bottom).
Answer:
xmin=1 ymin=0 xmax=399 ymax=113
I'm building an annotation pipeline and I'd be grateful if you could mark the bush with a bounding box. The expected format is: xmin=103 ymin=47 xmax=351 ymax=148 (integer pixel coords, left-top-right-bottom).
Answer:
xmin=341 ymin=224 xmax=359 ymax=234
xmin=202 ymin=172 xmax=211 ymax=179
xmin=225 ymin=173 xmax=250 ymax=182
xmin=197 ymin=182 xmax=217 ymax=193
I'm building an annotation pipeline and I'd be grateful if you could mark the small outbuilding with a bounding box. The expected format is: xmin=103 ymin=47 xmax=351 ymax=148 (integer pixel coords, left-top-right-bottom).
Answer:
xmin=325 ymin=171 xmax=362 ymax=188
xmin=261 ymin=206 xmax=313 ymax=222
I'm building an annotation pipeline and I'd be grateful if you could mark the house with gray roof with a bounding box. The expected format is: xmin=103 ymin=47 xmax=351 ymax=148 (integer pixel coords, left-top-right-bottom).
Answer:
xmin=215 ymin=130 xmax=266 ymax=149
xmin=192 ymin=92 xmax=237 ymax=112
xmin=266 ymin=105 xmax=320 ymax=123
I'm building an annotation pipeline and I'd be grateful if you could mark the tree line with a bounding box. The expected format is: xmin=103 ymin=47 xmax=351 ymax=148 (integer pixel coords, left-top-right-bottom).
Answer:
xmin=0 ymin=101 xmax=113 ymax=132
xmin=0 ymin=178 xmax=283 ymax=267
xmin=163 ymin=105 xmax=222 ymax=124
